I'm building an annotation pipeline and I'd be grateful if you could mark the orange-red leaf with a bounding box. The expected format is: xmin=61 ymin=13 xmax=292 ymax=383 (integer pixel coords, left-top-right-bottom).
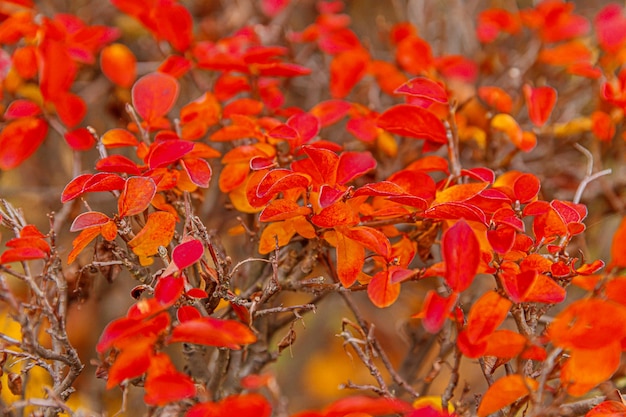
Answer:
xmin=377 ymin=104 xmax=447 ymax=143
xmin=477 ymin=375 xmax=538 ymax=417
xmin=117 ymin=176 xmax=157 ymax=217
xmin=523 ymin=84 xmax=557 ymax=127
xmin=0 ymin=117 xmax=48 ymax=170
xmin=132 ymin=72 xmax=179 ymax=124
xmin=64 ymin=127 xmax=95 ymax=151
xmin=335 ymin=231 xmax=364 ymax=287
xmin=186 ymin=394 xmax=272 ymax=417
xmin=367 ymin=268 xmax=401 ymax=308
xmin=168 ymin=317 xmax=256 ymax=349
xmin=181 ymin=157 xmax=212 ymax=188
xmin=417 ymin=290 xmax=459 ymax=333
xmin=586 ymin=401 xmax=626 ymax=417
xmin=144 ymin=353 xmax=195 ymax=405
xmin=70 ymin=211 xmax=110 ymax=232
xmin=330 ymin=48 xmax=369 ymax=98
xmin=394 ymin=77 xmax=448 ymax=104
xmin=442 ymin=220 xmax=480 ymax=292
xmin=466 ymin=291 xmax=512 ymax=344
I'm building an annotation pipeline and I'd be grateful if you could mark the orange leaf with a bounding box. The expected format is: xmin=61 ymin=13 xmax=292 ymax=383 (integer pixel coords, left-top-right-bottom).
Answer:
xmin=101 ymin=128 xmax=139 ymax=148
xmin=395 ymin=35 xmax=433 ymax=74
xmin=343 ymin=226 xmax=391 ymax=258
xmin=117 ymin=176 xmax=157 ymax=217
xmin=168 ymin=317 xmax=256 ymax=349
xmin=367 ymin=269 xmax=401 ymax=308
xmin=466 ymin=291 xmax=512 ymax=344
xmin=128 ymin=211 xmax=176 ymax=265
xmin=260 ymin=200 xmax=311 ymax=222
xmin=106 ymin=338 xmax=153 ymax=389
xmin=0 ymin=117 xmax=48 ymax=170
xmin=335 ymin=231 xmax=365 ymax=287
xmin=491 ymin=114 xmax=526 ymax=150
xmin=258 ymin=221 xmax=296 ymax=254
xmin=101 ymin=43 xmax=137 ymax=88
xmin=311 ymin=201 xmax=359 ymax=228
xmin=478 ymin=86 xmax=513 ymax=113
xmin=477 ymin=375 xmax=538 ymax=417
xmin=549 ymin=298 xmax=626 ymax=350
xmin=523 ymin=84 xmax=557 ymax=127
xmin=484 ymin=330 xmax=528 ymax=358
xmin=434 ymin=182 xmax=489 ymax=205
xmin=377 ymin=104 xmax=447 ymax=144
xmin=132 ymin=72 xmax=179 ymax=125
xmin=561 ymin=342 xmax=621 ymax=396
xmin=442 ymin=220 xmax=480 ymax=292
xmin=68 ymin=227 xmax=101 ymax=264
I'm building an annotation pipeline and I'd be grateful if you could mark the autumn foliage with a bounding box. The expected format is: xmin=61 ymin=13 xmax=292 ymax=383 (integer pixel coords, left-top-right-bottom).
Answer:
xmin=1 ymin=0 xmax=626 ymax=416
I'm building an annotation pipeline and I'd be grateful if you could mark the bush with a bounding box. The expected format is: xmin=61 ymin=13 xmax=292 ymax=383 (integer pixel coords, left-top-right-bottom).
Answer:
xmin=1 ymin=1 xmax=625 ymax=416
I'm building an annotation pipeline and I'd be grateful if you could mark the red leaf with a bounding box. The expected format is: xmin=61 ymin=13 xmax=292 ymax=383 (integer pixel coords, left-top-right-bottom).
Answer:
xmin=377 ymin=104 xmax=447 ymax=143
xmin=335 ymin=151 xmax=377 ymax=185
xmin=442 ymin=220 xmax=480 ymax=292
xmin=61 ymin=173 xmax=126 ymax=203
xmin=594 ymin=4 xmax=626 ymax=53
xmin=478 ymin=86 xmax=513 ymax=113
xmin=70 ymin=211 xmax=110 ymax=232
xmin=417 ymin=290 xmax=459 ymax=333
xmin=106 ymin=339 xmax=152 ymax=388
xmin=330 ymin=48 xmax=370 ymax=98
xmin=117 ymin=176 xmax=157 ymax=217
xmin=39 ymin=39 xmax=76 ymax=101
xmin=261 ymin=0 xmax=290 ymax=17
xmin=148 ymin=139 xmax=194 ymax=169
xmin=177 ymin=305 xmax=202 ymax=322
xmin=310 ymin=100 xmax=351 ymax=126
xmin=54 ymin=92 xmax=86 ymax=128
xmin=395 ymin=35 xmax=433 ymax=74
xmin=158 ymin=55 xmax=192 ymax=78
xmin=64 ymin=127 xmax=95 ymax=151
xmin=154 ymin=275 xmax=184 ymax=306
xmin=394 ymin=77 xmax=448 ymax=104
xmin=4 ymin=99 xmax=41 ymax=119
xmin=367 ymin=269 xmax=401 ymax=308
xmin=0 ymin=247 xmax=47 ymax=264
xmin=180 ymin=157 xmax=212 ymax=188
xmin=132 ymin=72 xmax=179 ymax=124
xmin=95 ymin=155 xmax=141 ymax=175
xmin=168 ymin=317 xmax=256 ymax=349
xmin=523 ymin=84 xmax=557 ymax=127
xmin=0 ymin=117 xmax=48 ymax=170
xmin=172 ymin=239 xmax=204 ymax=270
xmin=325 ymin=396 xmax=412 ymax=416
xmin=186 ymin=394 xmax=272 ymax=417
